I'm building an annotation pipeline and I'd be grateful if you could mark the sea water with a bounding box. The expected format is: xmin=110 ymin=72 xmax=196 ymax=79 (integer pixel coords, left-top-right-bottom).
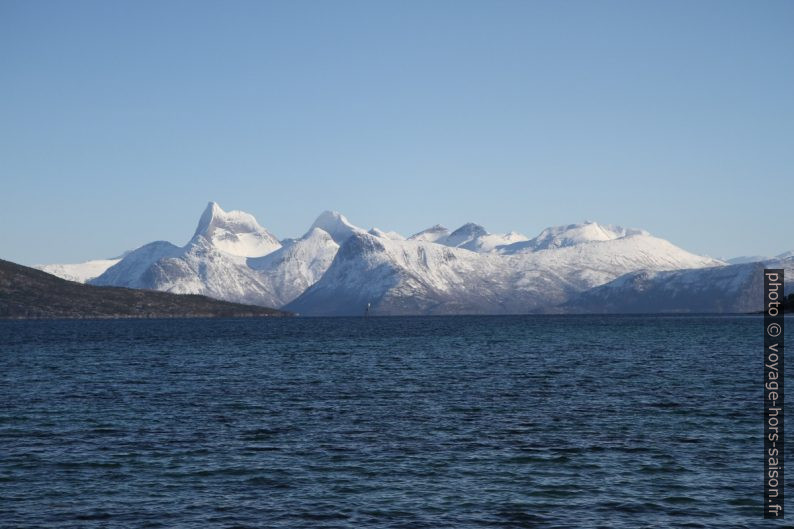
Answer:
xmin=0 ymin=316 xmax=785 ymax=528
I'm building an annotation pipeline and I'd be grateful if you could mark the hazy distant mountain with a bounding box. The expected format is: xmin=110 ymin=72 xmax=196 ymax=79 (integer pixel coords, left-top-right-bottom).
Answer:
xmin=36 ymin=202 xmax=788 ymax=315
xmin=36 ymin=257 xmax=123 ymax=283
xmin=725 ymin=255 xmax=770 ymax=265
xmin=407 ymin=223 xmax=528 ymax=252
xmin=496 ymin=221 xmax=648 ymax=253
xmin=0 ymin=258 xmax=288 ymax=319
xmin=368 ymin=228 xmax=405 ymax=240
xmin=408 ymin=224 xmax=450 ymax=243
xmin=724 ymin=251 xmax=794 ymax=265
xmin=563 ymin=257 xmax=794 ymax=313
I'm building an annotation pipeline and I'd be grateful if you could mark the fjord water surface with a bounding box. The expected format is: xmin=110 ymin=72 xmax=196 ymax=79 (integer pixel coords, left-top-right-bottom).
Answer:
xmin=0 ymin=316 xmax=781 ymax=528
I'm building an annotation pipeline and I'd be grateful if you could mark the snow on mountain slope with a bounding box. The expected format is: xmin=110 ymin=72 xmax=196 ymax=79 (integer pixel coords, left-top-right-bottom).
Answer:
xmin=248 ymin=227 xmax=340 ymax=306
xmin=90 ymin=205 xmax=350 ymax=308
xmin=307 ymin=211 xmax=365 ymax=244
xmin=406 ymin=222 xmax=526 ymax=252
xmin=460 ymin=231 xmax=529 ymax=253
xmin=194 ymin=202 xmax=281 ymax=257
xmin=286 ymin=225 xmax=724 ymax=315
xmin=92 ymin=237 xmax=279 ymax=306
xmin=53 ymin=204 xmax=743 ymax=314
xmin=564 ymin=257 xmax=794 ymax=313
xmin=513 ymin=232 xmax=724 ymax=292
xmin=90 ymin=204 xmax=284 ymax=307
xmin=135 ymin=236 xmax=279 ymax=305
xmin=408 ymin=225 xmax=450 ymax=243
xmin=35 ymin=258 xmax=122 ymax=283
xmin=285 ymin=233 xmax=557 ymax=316
xmin=368 ymin=228 xmax=405 ymax=240
xmin=91 ymin=241 xmax=183 ymax=287
xmin=441 ymin=223 xmax=488 ymax=248
xmin=41 ymin=201 xmax=283 ymax=285
xmin=409 ymin=221 xmax=529 ymax=253
xmin=500 ymin=221 xmax=648 ymax=254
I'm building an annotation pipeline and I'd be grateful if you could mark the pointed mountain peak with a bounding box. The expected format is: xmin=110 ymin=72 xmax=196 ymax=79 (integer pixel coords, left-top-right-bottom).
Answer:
xmin=314 ymin=210 xmax=347 ymax=223
xmin=192 ymin=201 xmax=281 ymax=257
xmin=449 ymin=222 xmax=487 ymax=237
xmin=442 ymin=223 xmax=488 ymax=248
xmin=307 ymin=210 xmax=364 ymax=244
xmin=194 ymin=201 xmax=225 ymax=238
xmin=408 ymin=224 xmax=450 ymax=242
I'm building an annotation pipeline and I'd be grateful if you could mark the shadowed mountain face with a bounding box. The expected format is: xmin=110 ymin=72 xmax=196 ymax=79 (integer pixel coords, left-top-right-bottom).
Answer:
xmin=562 ymin=258 xmax=794 ymax=314
xmin=0 ymin=259 xmax=289 ymax=319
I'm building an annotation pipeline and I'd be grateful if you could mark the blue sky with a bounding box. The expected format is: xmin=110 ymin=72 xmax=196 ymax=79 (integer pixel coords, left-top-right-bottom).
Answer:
xmin=1 ymin=0 xmax=792 ymax=264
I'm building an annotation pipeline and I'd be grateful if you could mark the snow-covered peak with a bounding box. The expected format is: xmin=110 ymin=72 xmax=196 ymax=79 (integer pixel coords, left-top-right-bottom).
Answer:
xmin=505 ymin=221 xmax=648 ymax=253
xmin=408 ymin=224 xmax=450 ymax=243
xmin=407 ymin=223 xmax=526 ymax=253
xmin=465 ymin=231 xmax=529 ymax=253
xmin=35 ymin=258 xmax=123 ymax=283
xmin=194 ymin=202 xmax=254 ymax=238
xmin=193 ymin=201 xmax=281 ymax=258
xmin=306 ymin=210 xmax=365 ymax=244
xmin=442 ymin=223 xmax=488 ymax=248
xmin=368 ymin=227 xmax=406 ymax=240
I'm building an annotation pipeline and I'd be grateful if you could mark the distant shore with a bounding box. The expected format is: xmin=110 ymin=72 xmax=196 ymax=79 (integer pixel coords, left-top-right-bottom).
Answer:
xmin=0 ymin=258 xmax=290 ymax=320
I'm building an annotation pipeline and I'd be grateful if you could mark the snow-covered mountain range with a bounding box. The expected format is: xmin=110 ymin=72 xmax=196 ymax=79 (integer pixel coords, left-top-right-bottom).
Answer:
xmin=35 ymin=202 xmax=789 ymax=315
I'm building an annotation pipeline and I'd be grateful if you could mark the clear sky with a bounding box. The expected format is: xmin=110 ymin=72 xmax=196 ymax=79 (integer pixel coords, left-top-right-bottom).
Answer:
xmin=1 ymin=0 xmax=792 ymax=265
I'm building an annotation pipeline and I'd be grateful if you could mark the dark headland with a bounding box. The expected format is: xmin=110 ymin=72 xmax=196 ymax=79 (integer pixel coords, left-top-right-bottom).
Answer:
xmin=0 ymin=258 xmax=290 ymax=319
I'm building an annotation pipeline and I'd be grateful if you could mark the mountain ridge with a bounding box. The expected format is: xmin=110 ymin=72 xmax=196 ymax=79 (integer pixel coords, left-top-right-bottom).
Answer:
xmin=33 ymin=202 xmax=786 ymax=315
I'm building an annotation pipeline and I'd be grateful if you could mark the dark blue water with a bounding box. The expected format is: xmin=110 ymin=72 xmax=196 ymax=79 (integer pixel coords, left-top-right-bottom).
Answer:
xmin=0 ymin=316 xmax=788 ymax=528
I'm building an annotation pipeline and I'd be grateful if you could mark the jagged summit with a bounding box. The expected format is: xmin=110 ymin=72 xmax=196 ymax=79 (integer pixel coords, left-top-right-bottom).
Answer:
xmin=408 ymin=224 xmax=450 ymax=243
xmin=193 ymin=202 xmax=281 ymax=258
xmin=442 ymin=223 xmax=488 ymax=248
xmin=194 ymin=201 xmax=261 ymax=237
xmin=306 ymin=210 xmax=365 ymax=244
